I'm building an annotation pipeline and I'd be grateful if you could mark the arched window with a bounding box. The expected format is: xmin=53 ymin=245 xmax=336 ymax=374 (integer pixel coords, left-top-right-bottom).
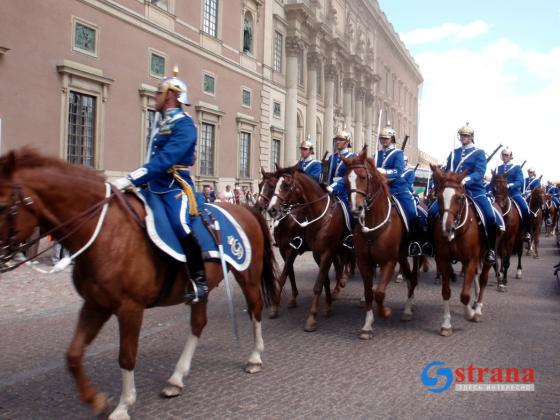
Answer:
xmin=243 ymin=12 xmax=253 ymax=54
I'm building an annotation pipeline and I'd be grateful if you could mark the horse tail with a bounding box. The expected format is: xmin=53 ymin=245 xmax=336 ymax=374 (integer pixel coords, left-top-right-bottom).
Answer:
xmin=247 ymin=205 xmax=278 ymax=307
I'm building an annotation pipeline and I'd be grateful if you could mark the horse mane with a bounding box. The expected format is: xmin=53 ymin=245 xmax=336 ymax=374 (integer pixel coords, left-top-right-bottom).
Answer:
xmin=364 ymin=156 xmax=389 ymax=196
xmin=0 ymin=147 xmax=105 ymax=182
xmin=276 ymin=166 xmax=328 ymax=192
xmin=437 ymin=170 xmax=465 ymax=188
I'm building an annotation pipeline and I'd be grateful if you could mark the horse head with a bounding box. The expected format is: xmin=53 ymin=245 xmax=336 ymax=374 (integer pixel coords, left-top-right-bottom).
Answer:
xmin=530 ymin=187 xmax=546 ymax=213
xmin=491 ymin=170 xmax=509 ymax=209
xmin=431 ymin=164 xmax=469 ymax=242
xmin=267 ymin=166 xmax=302 ymax=218
xmin=256 ymin=167 xmax=278 ymax=213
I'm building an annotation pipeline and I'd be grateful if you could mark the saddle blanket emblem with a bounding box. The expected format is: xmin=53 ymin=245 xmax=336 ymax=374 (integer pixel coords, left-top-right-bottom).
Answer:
xmin=134 ymin=191 xmax=252 ymax=271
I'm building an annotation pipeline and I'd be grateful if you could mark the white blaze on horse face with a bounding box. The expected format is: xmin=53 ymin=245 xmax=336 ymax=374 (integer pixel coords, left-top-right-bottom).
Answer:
xmin=348 ymin=170 xmax=358 ymax=212
xmin=268 ymin=176 xmax=284 ymax=210
xmin=442 ymin=187 xmax=455 ymax=237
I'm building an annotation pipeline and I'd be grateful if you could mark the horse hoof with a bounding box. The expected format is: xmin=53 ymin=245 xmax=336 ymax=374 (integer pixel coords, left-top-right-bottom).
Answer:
xmin=332 ymin=288 xmax=340 ymax=299
xmin=288 ymin=300 xmax=297 ymax=308
xmin=91 ymin=392 xmax=109 ymax=416
xmin=304 ymin=320 xmax=317 ymax=332
xmin=160 ymin=384 xmax=183 ymax=398
xmin=244 ymin=362 xmax=262 ymax=374
xmin=379 ymin=307 xmax=392 ymax=319
xmin=497 ymin=284 xmax=507 ymax=293
xmin=109 ymin=410 xmax=131 ymax=420
xmin=515 ymin=273 xmax=522 ymax=279
xmin=395 ymin=274 xmax=403 ymax=283
xmin=472 ymin=314 xmax=482 ymax=323
xmin=440 ymin=327 xmax=453 ymax=337
xmin=324 ymin=308 xmax=332 ymax=318
xmin=268 ymin=308 xmax=279 ymax=319
xmin=359 ymin=330 xmax=373 ymax=340
xmin=401 ymin=312 xmax=413 ymax=321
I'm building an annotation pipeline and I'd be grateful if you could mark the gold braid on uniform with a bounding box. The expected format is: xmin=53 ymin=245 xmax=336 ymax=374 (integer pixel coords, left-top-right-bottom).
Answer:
xmin=168 ymin=165 xmax=198 ymax=216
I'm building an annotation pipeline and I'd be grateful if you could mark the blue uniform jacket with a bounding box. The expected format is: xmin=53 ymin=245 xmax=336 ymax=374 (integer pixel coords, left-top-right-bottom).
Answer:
xmin=297 ymin=157 xmax=322 ymax=182
xmin=376 ymin=146 xmax=408 ymax=195
xmin=129 ymin=108 xmax=197 ymax=192
xmin=524 ymin=176 xmax=541 ymax=194
xmin=326 ymin=149 xmax=356 ymax=196
xmin=402 ymin=167 xmax=416 ymax=194
xmin=496 ymin=163 xmax=524 ymax=196
xmin=446 ymin=145 xmax=487 ymax=197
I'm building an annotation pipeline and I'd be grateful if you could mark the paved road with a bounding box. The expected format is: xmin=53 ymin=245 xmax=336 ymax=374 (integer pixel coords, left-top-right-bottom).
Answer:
xmin=0 ymin=236 xmax=559 ymax=419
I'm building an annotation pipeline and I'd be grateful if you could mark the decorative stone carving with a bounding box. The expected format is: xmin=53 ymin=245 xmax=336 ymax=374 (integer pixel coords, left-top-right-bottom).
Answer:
xmin=285 ymin=36 xmax=304 ymax=55
xmin=307 ymin=51 xmax=322 ymax=70
xmin=324 ymin=63 xmax=338 ymax=81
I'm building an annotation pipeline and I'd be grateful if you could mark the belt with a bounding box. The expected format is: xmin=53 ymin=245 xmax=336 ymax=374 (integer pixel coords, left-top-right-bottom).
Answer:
xmin=168 ymin=165 xmax=198 ymax=216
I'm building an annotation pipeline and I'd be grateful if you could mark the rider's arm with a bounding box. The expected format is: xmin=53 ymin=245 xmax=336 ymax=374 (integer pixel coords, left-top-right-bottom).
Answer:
xmin=461 ymin=150 xmax=486 ymax=186
xmin=507 ymin=166 xmax=524 ymax=192
xmin=384 ymin=150 xmax=405 ymax=180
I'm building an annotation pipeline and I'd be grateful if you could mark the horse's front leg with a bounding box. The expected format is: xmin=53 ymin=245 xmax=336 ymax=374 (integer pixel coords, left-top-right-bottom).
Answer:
xmin=401 ymin=256 xmax=419 ymax=321
xmin=473 ymin=262 xmax=492 ymax=322
xmin=461 ymin=260 xmax=478 ymax=322
xmin=269 ymin=247 xmax=297 ymax=318
xmin=304 ymin=252 xmax=332 ymax=332
xmin=161 ymin=303 xmax=206 ymax=397
xmin=374 ymin=260 xmax=397 ymax=319
xmin=332 ymin=255 xmax=348 ymax=298
xmin=109 ymin=303 xmax=145 ymax=420
xmin=438 ymin=260 xmax=453 ymax=336
xmin=357 ymin=256 xmax=376 ymax=340
xmin=66 ymin=304 xmax=112 ymax=416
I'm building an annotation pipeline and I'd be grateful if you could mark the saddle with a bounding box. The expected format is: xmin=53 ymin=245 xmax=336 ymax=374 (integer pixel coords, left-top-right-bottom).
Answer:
xmin=470 ymin=196 xmax=505 ymax=233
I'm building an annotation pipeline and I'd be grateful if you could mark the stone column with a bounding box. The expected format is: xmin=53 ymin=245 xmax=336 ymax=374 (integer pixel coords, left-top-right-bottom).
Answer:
xmin=284 ymin=36 xmax=302 ymax=165
xmin=343 ymin=76 xmax=354 ymax=133
xmin=354 ymin=86 xmax=365 ymax=151
xmin=306 ymin=51 xmax=320 ymax=148
xmin=364 ymin=91 xmax=374 ymax=151
xmin=324 ymin=63 xmax=336 ymax=153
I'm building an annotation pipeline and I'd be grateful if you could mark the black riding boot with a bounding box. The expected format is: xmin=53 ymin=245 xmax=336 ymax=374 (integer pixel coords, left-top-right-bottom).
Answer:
xmin=407 ymin=219 xmax=422 ymax=257
xmin=421 ymin=220 xmax=435 ymax=257
xmin=523 ymin=215 xmax=532 ymax=242
xmin=182 ymin=236 xmax=209 ymax=305
xmin=486 ymin=226 xmax=497 ymax=264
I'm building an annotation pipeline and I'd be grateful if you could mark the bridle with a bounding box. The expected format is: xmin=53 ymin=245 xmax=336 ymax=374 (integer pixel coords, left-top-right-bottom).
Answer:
xmin=440 ymin=184 xmax=469 ymax=232
xmin=346 ymin=163 xmax=384 ymax=211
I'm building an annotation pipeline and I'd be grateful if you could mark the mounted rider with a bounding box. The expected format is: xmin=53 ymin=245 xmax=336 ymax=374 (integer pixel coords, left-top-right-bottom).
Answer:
xmin=113 ymin=67 xmax=208 ymax=304
xmin=496 ymin=147 xmax=532 ymax=242
xmin=523 ymin=168 xmax=541 ymax=199
xmin=297 ymin=136 xmax=322 ymax=182
xmin=402 ymin=155 xmax=416 ymax=194
xmin=325 ymin=127 xmax=356 ymax=211
xmin=428 ymin=122 xmax=498 ymax=263
xmin=376 ymin=125 xmax=426 ymax=257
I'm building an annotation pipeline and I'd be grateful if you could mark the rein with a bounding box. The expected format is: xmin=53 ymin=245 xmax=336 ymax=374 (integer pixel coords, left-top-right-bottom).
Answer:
xmin=440 ymin=187 xmax=469 ymax=232
xmin=0 ymin=182 xmax=115 ymax=273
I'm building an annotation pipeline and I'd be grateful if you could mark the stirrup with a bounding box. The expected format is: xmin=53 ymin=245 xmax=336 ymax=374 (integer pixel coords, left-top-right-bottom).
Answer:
xmin=421 ymin=242 xmax=434 ymax=257
xmin=486 ymin=250 xmax=496 ymax=264
xmin=408 ymin=242 xmax=422 ymax=257
xmin=288 ymin=236 xmax=304 ymax=250
xmin=343 ymin=234 xmax=354 ymax=249
xmin=184 ymin=277 xmax=208 ymax=305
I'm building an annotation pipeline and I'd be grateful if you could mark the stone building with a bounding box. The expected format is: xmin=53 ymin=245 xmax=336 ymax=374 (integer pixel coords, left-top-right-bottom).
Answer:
xmin=0 ymin=0 xmax=423 ymax=192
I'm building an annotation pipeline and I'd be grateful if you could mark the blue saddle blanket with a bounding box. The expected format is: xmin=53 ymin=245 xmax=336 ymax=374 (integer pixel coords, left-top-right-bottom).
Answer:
xmin=135 ymin=191 xmax=251 ymax=271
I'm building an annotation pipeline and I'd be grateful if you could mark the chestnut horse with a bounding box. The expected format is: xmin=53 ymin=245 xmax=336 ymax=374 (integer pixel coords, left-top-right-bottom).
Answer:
xmin=491 ymin=171 xmax=523 ymax=291
xmin=342 ymin=148 xmax=418 ymax=340
xmin=544 ymin=193 xmax=558 ymax=237
xmin=256 ymin=168 xmax=348 ymax=318
xmin=527 ymin=187 xmax=546 ymax=258
xmin=430 ymin=165 xmax=493 ymax=336
xmin=0 ymin=149 xmax=277 ymax=420
xmin=267 ymin=167 xmax=351 ymax=332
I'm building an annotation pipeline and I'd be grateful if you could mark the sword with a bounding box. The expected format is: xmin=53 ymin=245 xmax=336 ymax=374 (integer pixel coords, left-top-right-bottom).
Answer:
xmin=201 ymin=211 xmax=239 ymax=341
xmin=520 ymin=160 xmax=527 ymax=169
xmin=486 ymin=143 xmax=503 ymax=163
xmin=374 ymin=109 xmax=383 ymax=164
xmin=401 ymin=135 xmax=410 ymax=152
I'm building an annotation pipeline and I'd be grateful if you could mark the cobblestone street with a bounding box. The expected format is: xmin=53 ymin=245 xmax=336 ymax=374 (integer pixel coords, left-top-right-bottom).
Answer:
xmin=0 ymin=237 xmax=559 ymax=419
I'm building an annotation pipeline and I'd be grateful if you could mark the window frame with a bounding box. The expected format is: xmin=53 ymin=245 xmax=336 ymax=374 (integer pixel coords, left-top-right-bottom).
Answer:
xmin=66 ymin=90 xmax=97 ymax=167
xmin=271 ymin=138 xmax=281 ymax=169
xmin=202 ymin=0 xmax=219 ymax=38
xmin=203 ymin=72 xmax=216 ymax=96
xmin=72 ymin=16 xmax=99 ymax=58
xmin=238 ymin=131 xmax=251 ymax=179
xmin=273 ymin=30 xmax=283 ymax=73
xmin=241 ymin=87 xmax=252 ymax=108
xmin=199 ymin=122 xmax=216 ymax=177
xmin=148 ymin=49 xmax=167 ymax=80
xmin=273 ymin=101 xmax=281 ymax=119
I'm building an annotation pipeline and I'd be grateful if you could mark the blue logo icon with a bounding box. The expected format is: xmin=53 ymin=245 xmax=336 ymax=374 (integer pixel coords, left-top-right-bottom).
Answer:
xmin=421 ymin=360 xmax=453 ymax=393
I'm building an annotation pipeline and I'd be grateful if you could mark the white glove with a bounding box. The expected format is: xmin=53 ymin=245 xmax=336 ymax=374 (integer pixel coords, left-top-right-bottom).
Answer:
xmin=113 ymin=177 xmax=134 ymax=191
xmin=461 ymin=176 xmax=471 ymax=185
xmin=327 ymin=184 xmax=335 ymax=193
xmin=377 ymin=168 xmax=387 ymax=175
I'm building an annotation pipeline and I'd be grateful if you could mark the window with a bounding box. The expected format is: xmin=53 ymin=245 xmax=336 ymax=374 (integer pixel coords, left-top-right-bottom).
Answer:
xmin=73 ymin=19 xmax=97 ymax=56
xmin=203 ymin=0 xmax=218 ymax=37
xmin=297 ymin=49 xmax=304 ymax=86
xmin=200 ymin=123 xmax=215 ymax=176
xmin=150 ymin=52 xmax=165 ymax=78
xmin=273 ymin=31 xmax=283 ymax=72
xmin=271 ymin=139 xmax=281 ymax=168
xmin=67 ymin=91 xmax=96 ymax=167
xmin=273 ymin=101 xmax=281 ymax=118
xmin=203 ymin=73 xmax=215 ymax=95
xmin=151 ymin=0 xmax=170 ymax=11
xmin=145 ymin=109 xmax=157 ymax=153
xmin=239 ymin=132 xmax=251 ymax=178
xmin=243 ymin=12 xmax=253 ymax=54
xmin=242 ymin=88 xmax=251 ymax=107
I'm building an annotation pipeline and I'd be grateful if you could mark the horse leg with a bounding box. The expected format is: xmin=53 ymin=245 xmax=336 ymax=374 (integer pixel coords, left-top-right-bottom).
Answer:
xmin=401 ymin=257 xmax=419 ymax=321
xmin=374 ymin=260 xmax=397 ymax=319
xmin=473 ymin=263 xmax=491 ymax=322
xmin=109 ymin=304 xmax=144 ymax=420
xmin=268 ymin=247 xmax=296 ymax=318
xmin=323 ymin=263 xmax=333 ymax=317
xmin=461 ymin=260 xmax=478 ymax=322
xmin=161 ymin=303 xmax=207 ymax=397
xmin=498 ymin=254 xmax=510 ymax=292
xmin=439 ymin=262 xmax=453 ymax=336
xmin=239 ymin=268 xmax=266 ymax=374
xmin=332 ymin=256 xmax=348 ymax=298
xmin=358 ymin=259 xmax=376 ymax=340
xmin=304 ymin=253 xmax=331 ymax=332
xmin=66 ymin=303 xmax=111 ymax=415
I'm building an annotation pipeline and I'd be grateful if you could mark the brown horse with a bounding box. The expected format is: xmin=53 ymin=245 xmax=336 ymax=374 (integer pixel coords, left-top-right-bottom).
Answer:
xmin=430 ymin=165 xmax=493 ymax=336
xmin=342 ymin=147 xmax=419 ymax=340
xmin=0 ymin=149 xmax=277 ymax=420
xmin=491 ymin=171 xmax=523 ymax=291
xmin=527 ymin=187 xmax=546 ymax=258
xmin=544 ymin=193 xmax=558 ymax=237
xmin=267 ymin=167 xmax=351 ymax=331
xmin=256 ymin=168 xmax=348 ymax=318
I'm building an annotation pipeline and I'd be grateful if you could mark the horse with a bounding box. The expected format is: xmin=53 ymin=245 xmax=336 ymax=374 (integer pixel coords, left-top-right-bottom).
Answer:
xmin=0 ymin=149 xmax=277 ymax=420
xmin=255 ymin=168 xmax=348 ymax=318
xmin=267 ymin=166 xmax=351 ymax=332
xmin=342 ymin=147 xmax=419 ymax=339
xmin=491 ymin=171 xmax=523 ymax=291
xmin=544 ymin=193 xmax=558 ymax=238
xmin=430 ymin=165 xmax=494 ymax=336
xmin=527 ymin=187 xmax=546 ymax=258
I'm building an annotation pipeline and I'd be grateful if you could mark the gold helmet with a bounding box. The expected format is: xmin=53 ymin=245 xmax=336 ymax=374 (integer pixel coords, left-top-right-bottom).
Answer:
xmin=300 ymin=135 xmax=314 ymax=151
xmin=379 ymin=122 xmax=396 ymax=143
xmin=501 ymin=147 xmax=513 ymax=158
xmin=458 ymin=122 xmax=474 ymax=137
xmin=159 ymin=65 xmax=190 ymax=105
xmin=334 ymin=126 xmax=352 ymax=146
